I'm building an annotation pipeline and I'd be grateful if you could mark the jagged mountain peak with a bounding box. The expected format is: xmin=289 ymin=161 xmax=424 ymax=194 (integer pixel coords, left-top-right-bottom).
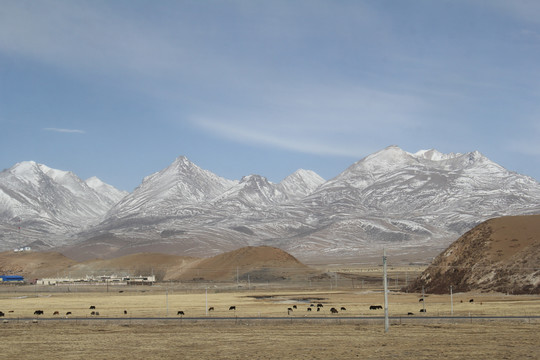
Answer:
xmin=8 ymin=161 xmax=48 ymax=186
xmin=414 ymin=149 xmax=460 ymax=161
xmin=141 ymin=155 xmax=198 ymax=183
xmin=344 ymin=145 xmax=417 ymax=176
xmin=0 ymin=161 xmax=127 ymax=249
xmin=240 ymin=174 xmax=272 ymax=184
xmin=213 ymin=173 xmax=277 ymax=207
xmin=85 ymin=176 xmax=107 ymax=188
xmin=7 ymin=161 xmax=86 ymax=195
xmin=171 ymin=155 xmax=196 ymax=170
xmin=3 ymin=146 xmax=540 ymax=263
xmin=284 ymin=169 xmax=324 ymax=181
xmin=85 ymin=177 xmax=128 ymax=204
xmin=278 ymin=169 xmax=325 ymax=201
xmin=104 ymin=156 xmax=237 ymax=220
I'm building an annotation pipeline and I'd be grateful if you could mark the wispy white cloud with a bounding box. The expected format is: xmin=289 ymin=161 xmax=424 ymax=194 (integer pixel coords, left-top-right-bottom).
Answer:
xmin=191 ymin=82 xmax=429 ymax=157
xmin=43 ymin=128 xmax=85 ymax=134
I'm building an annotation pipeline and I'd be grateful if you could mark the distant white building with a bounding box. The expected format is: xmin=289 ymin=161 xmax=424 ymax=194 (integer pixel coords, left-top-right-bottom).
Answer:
xmin=13 ymin=246 xmax=31 ymax=253
xmin=36 ymin=274 xmax=156 ymax=285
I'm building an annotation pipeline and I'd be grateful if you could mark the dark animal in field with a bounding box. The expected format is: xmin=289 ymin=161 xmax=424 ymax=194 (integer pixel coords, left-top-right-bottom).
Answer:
xmin=208 ymin=307 xmax=214 ymax=312
xmin=89 ymin=306 xmax=96 ymax=309
xmin=420 ymin=309 xmax=426 ymax=313
xmin=118 ymin=291 xmax=124 ymax=293
xmin=369 ymin=305 xmax=382 ymax=310
xmin=229 ymin=306 xmax=236 ymax=311
xmin=317 ymin=303 xmax=323 ymax=308
xmin=287 ymin=307 xmax=293 ymax=312
xmin=124 ymin=310 xmax=128 ymax=315
xmin=90 ymin=311 xmax=96 ymax=315
xmin=310 ymin=304 xmax=315 ymax=307
xmin=408 ymin=312 xmax=414 ymax=315
xmin=292 ymin=305 xmax=297 ymax=309
xmin=288 ymin=308 xmax=293 ymax=315
xmin=307 ymin=307 xmax=312 ymax=312
xmin=66 ymin=312 xmax=72 ymax=316
xmin=8 ymin=310 xmax=14 ymax=313
xmin=34 ymin=310 xmax=44 ymax=315
xmin=340 ymin=307 xmax=346 ymax=311
xmin=469 ymin=299 xmax=474 ymax=303
xmin=0 ymin=311 xmax=4 ymax=317
xmin=177 ymin=311 xmax=184 ymax=316
xmin=95 ymin=312 xmax=100 ymax=316
xmin=317 ymin=307 xmax=321 ymax=312
xmin=53 ymin=311 xmax=59 ymax=315
xmin=419 ymin=298 xmax=424 ymax=302
xmin=460 ymin=300 xmax=463 ymax=303
xmin=330 ymin=307 xmax=339 ymax=314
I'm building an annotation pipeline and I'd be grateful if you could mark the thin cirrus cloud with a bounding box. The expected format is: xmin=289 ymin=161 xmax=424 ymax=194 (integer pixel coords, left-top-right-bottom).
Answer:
xmin=190 ymin=82 xmax=429 ymax=157
xmin=43 ymin=128 xmax=85 ymax=134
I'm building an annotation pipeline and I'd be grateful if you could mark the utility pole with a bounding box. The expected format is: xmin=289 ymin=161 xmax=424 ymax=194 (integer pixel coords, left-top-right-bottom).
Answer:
xmin=450 ymin=285 xmax=454 ymax=316
xmin=383 ymin=248 xmax=389 ymax=333
xmin=405 ymin=270 xmax=408 ymax=292
xmin=422 ymin=286 xmax=426 ymax=313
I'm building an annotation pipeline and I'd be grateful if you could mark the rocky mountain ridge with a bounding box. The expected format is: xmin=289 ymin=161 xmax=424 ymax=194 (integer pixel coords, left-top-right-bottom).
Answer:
xmin=406 ymin=215 xmax=540 ymax=294
xmin=0 ymin=161 xmax=127 ymax=250
xmin=2 ymin=146 xmax=540 ymax=263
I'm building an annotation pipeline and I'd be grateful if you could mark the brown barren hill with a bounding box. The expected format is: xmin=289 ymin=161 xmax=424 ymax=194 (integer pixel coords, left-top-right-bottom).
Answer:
xmin=0 ymin=251 xmax=77 ymax=280
xmin=177 ymin=246 xmax=316 ymax=282
xmin=406 ymin=214 xmax=540 ymax=294
xmin=0 ymin=247 xmax=316 ymax=283
xmin=71 ymin=253 xmax=200 ymax=281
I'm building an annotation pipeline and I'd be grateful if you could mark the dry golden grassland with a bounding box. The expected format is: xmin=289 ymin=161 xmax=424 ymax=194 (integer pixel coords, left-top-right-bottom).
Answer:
xmin=0 ymin=284 xmax=539 ymax=359
xmin=0 ymin=319 xmax=538 ymax=359
xmin=1 ymin=281 xmax=539 ymax=318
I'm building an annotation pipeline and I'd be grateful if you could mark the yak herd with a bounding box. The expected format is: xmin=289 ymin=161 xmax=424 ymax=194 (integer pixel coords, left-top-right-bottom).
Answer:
xmin=0 ymin=297 xmax=477 ymax=318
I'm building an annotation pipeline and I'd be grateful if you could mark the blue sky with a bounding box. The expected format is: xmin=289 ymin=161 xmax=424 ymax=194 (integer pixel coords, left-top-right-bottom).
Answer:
xmin=1 ymin=0 xmax=539 ymax=191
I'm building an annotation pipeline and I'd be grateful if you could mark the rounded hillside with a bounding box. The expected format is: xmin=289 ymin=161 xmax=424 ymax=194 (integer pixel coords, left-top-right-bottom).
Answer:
xmin=406 ymin=215 xmax=540 ymax=294
xmin=179 ymin=246 xmax=314 ymax=281
xmin=0 ymin=251 xmax=77 ymax=279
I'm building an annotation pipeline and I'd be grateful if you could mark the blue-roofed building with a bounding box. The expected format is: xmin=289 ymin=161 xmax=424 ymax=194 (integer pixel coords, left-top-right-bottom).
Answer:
xmin=0 ymin=275 xmax=24 ymax=282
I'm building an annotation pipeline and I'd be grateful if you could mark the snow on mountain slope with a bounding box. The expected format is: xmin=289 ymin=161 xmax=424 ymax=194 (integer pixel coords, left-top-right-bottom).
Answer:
xmin=0 ymin=161 xmax=128 ymax=249
xmin=2 ymin=146 xmax=540 ymax=263
xmin=103 ymin=156 xmax=237 ymax=222
xmin=277 ymin=169 xmax=325 ymax=202
xmin=212 ymin=175 xmax=280 ymax=209
xmin=308 ymin=145 xmax=540 ymax=215
xmin=85 ymin=177 xmax=128 ymax=207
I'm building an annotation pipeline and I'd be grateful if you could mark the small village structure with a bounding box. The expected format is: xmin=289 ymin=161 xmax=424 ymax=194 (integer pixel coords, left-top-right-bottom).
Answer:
xmin=0 ymin=275 xmax=25 ymax=283
xmin=36 ymin=274 xmax=156 ymax=286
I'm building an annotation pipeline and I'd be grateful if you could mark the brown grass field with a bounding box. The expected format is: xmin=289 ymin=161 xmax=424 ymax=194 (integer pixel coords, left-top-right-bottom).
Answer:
xmin=0 ymin=282 xmax=539 ymax=359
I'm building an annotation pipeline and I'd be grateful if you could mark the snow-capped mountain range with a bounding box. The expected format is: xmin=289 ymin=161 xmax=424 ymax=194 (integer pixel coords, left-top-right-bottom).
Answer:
xmin=0 ymin=161 xmax=127 ymax=249
xmin=1 ymin=146 xmax=540 ymax=262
